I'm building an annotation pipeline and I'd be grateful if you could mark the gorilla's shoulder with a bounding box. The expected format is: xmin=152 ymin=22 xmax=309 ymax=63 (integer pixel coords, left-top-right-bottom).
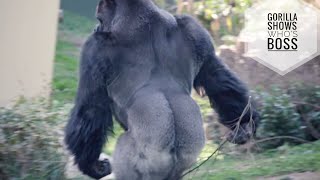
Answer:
xmin=175 ymin=15 xmax=215 ymax=54
xmin=174 ymin=15 xmax=198 ymax=27
xmin=175 ymin=15 xmax=212 ymax=40
xmin=79 ymin=33 xmax=111 ymax=62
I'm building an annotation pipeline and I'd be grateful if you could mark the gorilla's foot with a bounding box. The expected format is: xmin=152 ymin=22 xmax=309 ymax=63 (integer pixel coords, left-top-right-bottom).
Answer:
xmin=80 ymin=159 xmax=112 ymax=180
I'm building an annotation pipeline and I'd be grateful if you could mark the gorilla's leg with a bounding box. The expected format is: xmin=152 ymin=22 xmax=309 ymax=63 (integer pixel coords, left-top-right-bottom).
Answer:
xmin=112 ymin=132 xmax=139 ymax=180
xmin=112 ymin=90 xmax=176 ymax=180
xmin=166 ymin=94 xmax=206 ymax=179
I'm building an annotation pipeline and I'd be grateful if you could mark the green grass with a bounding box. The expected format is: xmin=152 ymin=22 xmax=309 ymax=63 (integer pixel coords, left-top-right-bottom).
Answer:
xmin=52 ymin=11 xmax=95 ymax=103
xmin=187 ymin=141 xmax=320 ymax=180
xmin=52 ymin=40 xmax=79 ymax=103
xmin=59 ymin=11 xmax=96 ymax=35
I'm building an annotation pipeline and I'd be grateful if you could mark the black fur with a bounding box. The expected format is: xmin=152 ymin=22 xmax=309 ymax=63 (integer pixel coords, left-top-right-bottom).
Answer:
xmin=65 ymin=35 xmax=114 ymax=179
xmin=194 ymin=54 xmax=259 ymax=144
xmin=194 ymin=55 xmax=251 ymax=126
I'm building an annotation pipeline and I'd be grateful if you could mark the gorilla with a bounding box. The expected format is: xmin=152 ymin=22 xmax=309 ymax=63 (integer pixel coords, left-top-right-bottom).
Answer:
xmin=65 ymin=0 xmax=259 ymax=179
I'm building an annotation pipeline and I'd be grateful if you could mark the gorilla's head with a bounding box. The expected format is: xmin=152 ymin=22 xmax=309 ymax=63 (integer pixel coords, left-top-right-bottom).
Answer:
xmin=94 ymin=0 xmax=158 ymax=42
xmin=96 ymin=0 xmax=117 ymax=32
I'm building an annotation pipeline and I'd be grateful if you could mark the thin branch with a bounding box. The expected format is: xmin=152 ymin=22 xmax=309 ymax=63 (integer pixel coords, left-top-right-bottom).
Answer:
xmin=180 ymin=139 xmax=227 ymax=178
xmin=254 ymin=136 xmax=309 ymax=144
xmin=292 ymin=101 xmax=320 ymax=110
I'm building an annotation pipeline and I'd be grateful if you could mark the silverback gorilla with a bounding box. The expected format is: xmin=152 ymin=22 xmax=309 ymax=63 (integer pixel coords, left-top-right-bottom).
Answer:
xmin=65 ymin=0 xmax=259 ymax=179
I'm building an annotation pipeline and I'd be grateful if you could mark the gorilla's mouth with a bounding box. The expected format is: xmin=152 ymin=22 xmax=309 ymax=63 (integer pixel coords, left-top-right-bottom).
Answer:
xmin=96 ymin=7 xmax=104 ymax=25
xmin=97 ymin=17 xmax=103 ymax=24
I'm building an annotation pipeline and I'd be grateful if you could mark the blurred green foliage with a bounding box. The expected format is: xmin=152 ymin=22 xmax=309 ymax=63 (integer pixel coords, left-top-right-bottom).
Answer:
xmin=193 ymin=94 xmax=212 ymax=118
xmin=59 ymin=11 xmax=96 ymax=35
xmin=255 ymin=86 xmax=320 ymax=149
xmin=194 ymin=0 xmax=253 ymax=44
xmin=289 ymin=85 xmax=320 ymax=141
xmin=60 ymin=0 xmax=99 ymax=19
xmin=53 ymin=11 xmax=96 ymax=104
xmin=52 ymin=40 xmax=79 ymax=103
xmin=0 ymin=100 xmax=70 ymax=180
xmin=256 ymin=89 xmax=305 ymax=148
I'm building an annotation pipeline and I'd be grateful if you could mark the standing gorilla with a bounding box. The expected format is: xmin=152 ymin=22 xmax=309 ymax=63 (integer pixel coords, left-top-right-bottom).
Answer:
xmin=65 ymin=0 xmax=259 ymax=179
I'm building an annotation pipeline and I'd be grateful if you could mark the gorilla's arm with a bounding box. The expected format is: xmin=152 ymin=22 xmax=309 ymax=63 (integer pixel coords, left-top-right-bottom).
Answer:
xmin=65 ymin=35 xmax=113 ymax=179
xmin=194 ymin=53 xmax=257 ymax=130
xmin=176 ymin=15 xmax=259 ymax=144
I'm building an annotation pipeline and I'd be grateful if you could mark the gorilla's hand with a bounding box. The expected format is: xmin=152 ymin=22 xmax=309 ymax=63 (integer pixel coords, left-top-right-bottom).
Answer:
xmin=227 ymin=111 xmax=259 ymax=145
xmin=79 ymin=159 xmax=112 ymax=179
xmin=227 ymin=123 xmax=254 ymax=145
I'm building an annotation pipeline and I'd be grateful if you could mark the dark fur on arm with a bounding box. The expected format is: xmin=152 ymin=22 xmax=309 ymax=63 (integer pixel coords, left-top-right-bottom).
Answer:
xmin=65 ymin=35 xmax=113 ymax=179
xmin=194 ymin=53 xmax=259 ymax=144
xmin=176 ymin=15 xmax=259 ymax=144
xmin=194 ymin=53 xmax=253 ymax=126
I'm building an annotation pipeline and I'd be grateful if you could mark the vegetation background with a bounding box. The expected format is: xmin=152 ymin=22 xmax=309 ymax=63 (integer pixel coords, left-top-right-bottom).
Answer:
xmin=0 ymin=0 xmax=320 ymax=179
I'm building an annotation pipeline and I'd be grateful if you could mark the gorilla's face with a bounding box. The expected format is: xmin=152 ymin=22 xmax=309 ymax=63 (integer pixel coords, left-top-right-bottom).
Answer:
xmin=96 ymin=0 xmax=117 ymax=32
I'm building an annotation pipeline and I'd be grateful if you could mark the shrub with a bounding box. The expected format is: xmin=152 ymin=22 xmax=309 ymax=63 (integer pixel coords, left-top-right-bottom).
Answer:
xmin=289 ymin=85 xmax=320 ymax=141
xmin=256 ymin=89 xmax=305 ymax=149
xmin=195 ymin=85 xmax=320 ymax=150
xmin=0 ymin=99 xmax=69 ymax=180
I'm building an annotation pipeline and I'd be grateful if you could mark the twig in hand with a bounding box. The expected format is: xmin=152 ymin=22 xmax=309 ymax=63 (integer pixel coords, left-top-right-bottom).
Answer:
xmin=180 ymin=139 xmax=227 ymax=178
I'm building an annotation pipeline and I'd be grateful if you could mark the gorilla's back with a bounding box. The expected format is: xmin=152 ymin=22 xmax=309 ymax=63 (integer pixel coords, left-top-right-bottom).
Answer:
xmin=106 ymin=12 xmax=199 ymax=112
